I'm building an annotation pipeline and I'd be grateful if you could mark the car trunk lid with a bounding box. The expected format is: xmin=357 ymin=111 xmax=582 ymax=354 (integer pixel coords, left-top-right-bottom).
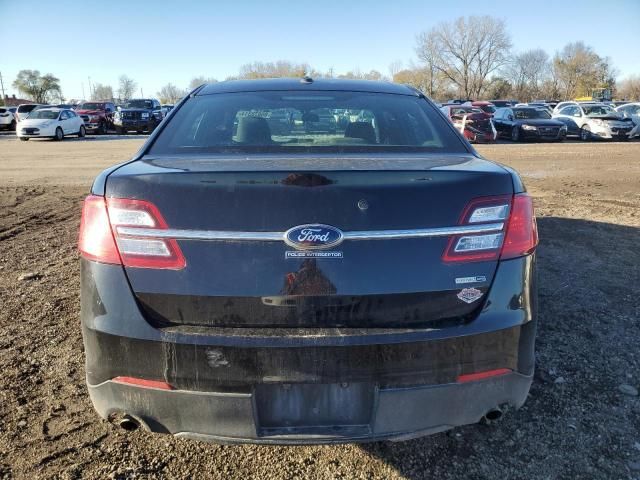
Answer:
xmin=104 ymin=153 xmax=514 ymax=328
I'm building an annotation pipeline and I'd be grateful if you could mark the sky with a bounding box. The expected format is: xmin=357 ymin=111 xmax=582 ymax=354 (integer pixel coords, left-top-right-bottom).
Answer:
xmin=1 ymin=0 xmax=639 ymax=100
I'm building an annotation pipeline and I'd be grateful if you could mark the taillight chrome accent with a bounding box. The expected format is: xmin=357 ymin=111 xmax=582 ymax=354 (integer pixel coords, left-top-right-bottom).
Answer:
xmin=443 ymin=193 xmax=537 ymax=263
xmin=78 ymin=195 xmax=186 ymax=270
xmin=468 ymin=204 xmax=509 ymax=223
xmin=107 ymin=198 xmax=186 ymax=270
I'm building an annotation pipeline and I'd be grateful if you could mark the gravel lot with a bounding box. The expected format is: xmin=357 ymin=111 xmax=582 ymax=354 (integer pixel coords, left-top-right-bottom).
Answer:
xmin=0 ymin=135 xmax=639 ymax=479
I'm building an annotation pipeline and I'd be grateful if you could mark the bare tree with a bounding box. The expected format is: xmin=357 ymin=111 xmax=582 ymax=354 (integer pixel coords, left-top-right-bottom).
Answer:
xmin=188 ymin=76 xmax=217 ymax=90
xmin=503 ymin=49 xmax=550 ymax=101
xmin=388 ymin=60 xmax=403 ymax=79
xmin=157 ymin=83 xmax=185 ymax=104
xmin=552 ymin=42 xmax=614 ymax=99
xmin=118 ymin=75 xmax=137 ymax=101
xmin=91 ymin=83 xmax=114 ymax=101
xmin=232 ymin=61 xmax=313 ymax=80
xmin=416 ymin=16 xmax=511 ymax=99
xmin=618 ymin=75 xmax=640 ymax=100
xmin=12 ymin=70 xmax=62 ymax=103
xmin=338 ymin=69 xmax=386 ymax=81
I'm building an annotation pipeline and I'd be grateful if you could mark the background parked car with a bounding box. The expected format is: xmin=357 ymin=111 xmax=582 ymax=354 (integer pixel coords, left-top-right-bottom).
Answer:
xmin=113 ymin=98 xmax=162 ymax=134
xmin=466 ymin=101 xmax=497 ymax=116
xmin=552 ymin=101 xmax=578 ymax=115
xmin=615 ymin=102 xmax=640 ymax=138
xmin=75 ymin=101 xmax=116 ymax=134
xmin=15 ymin=104 xmax=43 ymax=122
xmin=552 ymin=102 xmax=634 ymax=141
xmin=0 ymin=106 xmax=17 ymax=131
xmin=440 ymin=104 xmax=496 ymax=143
xmin=161 ymin=104 xmax=174 ymax=117
xmin=489 ymin=100 xmax=515 ymax=108
xmin=493 ymin=107 xmax=567 ymax=142
xmin=16 ymin=107 xmax=86 ymax=141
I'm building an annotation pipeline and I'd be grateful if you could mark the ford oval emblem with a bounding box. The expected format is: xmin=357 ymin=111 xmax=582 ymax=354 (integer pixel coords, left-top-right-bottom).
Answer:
xmin=284 ymin=224 xmax=344 ymax=250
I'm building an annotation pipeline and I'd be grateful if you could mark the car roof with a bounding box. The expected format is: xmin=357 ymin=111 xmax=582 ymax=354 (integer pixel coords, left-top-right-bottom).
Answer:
xmin=197 ymin=78 xmax=419 ymax=96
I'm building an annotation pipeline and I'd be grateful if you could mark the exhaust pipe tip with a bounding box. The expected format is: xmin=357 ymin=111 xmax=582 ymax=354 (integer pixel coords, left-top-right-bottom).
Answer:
xmin=119 ymin=415 xmax=140 ymax=431
xmin=481 ymin=405 xmax=507 ymax=425
xmin=109 ymin=413 xmax=141 ymax=432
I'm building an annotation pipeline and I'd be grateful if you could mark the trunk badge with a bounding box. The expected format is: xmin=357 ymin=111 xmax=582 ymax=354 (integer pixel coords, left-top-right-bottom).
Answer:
xmin=457 ymin=287 xmax=483 ymax=304
xmin=284 ymin=224 xmax=344 ymax=250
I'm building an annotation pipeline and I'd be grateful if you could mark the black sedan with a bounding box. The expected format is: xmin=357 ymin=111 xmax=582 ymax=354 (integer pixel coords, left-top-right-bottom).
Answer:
xmin=494 ymin=107 xmax=567 ymax=142
xmin=79 ymin=78 xmax=538 ymax=444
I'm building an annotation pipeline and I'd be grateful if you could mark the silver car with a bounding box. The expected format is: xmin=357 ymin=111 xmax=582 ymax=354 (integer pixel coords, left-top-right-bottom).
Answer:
xmin=552 ymin=102 xmax=634 ymax=141
xmin=615 ymin=103 xmax=640 ymax=138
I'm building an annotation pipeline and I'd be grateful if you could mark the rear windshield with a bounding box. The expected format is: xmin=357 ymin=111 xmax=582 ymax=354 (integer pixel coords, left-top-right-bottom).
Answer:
xmin=150 ymin=91 xmax=467 ymax=154
xmin=17 ymin=105 xmax=38 ymax=113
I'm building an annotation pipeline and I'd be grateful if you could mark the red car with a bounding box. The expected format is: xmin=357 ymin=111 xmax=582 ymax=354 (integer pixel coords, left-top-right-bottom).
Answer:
xmin=467 ymin=101 xmax=497 ymax=116
xmin=440 ymin=105 xmax=496 ymax=143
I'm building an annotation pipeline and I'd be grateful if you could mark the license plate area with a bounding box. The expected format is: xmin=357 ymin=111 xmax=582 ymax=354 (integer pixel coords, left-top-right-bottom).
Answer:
xmin=254 ymin=383 xmax=376 ymax=437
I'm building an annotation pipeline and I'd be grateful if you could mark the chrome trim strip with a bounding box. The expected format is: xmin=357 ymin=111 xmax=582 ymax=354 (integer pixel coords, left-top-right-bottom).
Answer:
xmin=116 ymin=222 xmax=504 ymax=242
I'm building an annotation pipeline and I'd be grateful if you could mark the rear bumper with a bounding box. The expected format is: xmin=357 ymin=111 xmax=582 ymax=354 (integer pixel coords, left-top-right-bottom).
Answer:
xmin=88 ymin=371 xmax=532 ymax=444
xmin=81 ymin=254 xmax=537 ymax=443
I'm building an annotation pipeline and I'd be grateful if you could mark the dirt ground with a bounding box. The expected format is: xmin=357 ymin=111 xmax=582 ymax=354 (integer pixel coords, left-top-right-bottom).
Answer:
xmin=0 ymin=135 xmax=639 ymax=479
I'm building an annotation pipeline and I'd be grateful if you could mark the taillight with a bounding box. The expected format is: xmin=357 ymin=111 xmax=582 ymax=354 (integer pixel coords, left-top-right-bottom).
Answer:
xmin=78 ymin=195 xmax=121 ymax=265
xmin=78 ymin=195 xmax=185 ymax=270
xmin=500 ymin=194 xmax=538 ymax=259
xmin=443 ymin=193 xmax=537 ymax=263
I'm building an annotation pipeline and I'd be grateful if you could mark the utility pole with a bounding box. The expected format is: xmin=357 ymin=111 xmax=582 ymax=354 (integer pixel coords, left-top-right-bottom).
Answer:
xmin=81 ymin=82 xmax=85 ymax=100
xmin=140 ymin=87 xmax=144 ymax=97
xmin=0 ymin=71 xmax=5 ymax=100
xmin=88 ymin=76 xmax=92 ymax=99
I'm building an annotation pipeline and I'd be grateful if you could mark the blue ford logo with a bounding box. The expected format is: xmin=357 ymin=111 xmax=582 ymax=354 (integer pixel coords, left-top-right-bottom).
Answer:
xmin=284 ymin=224 xmax=344 ymax=250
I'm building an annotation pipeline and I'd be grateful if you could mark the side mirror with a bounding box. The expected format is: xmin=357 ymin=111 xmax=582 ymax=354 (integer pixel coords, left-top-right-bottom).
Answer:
xmin=507 ymin=115 xmax=513 ymax=121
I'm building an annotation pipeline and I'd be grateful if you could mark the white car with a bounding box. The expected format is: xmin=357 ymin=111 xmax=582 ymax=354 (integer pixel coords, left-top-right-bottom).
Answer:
xmin=17 ymin=108 xmax=86 ymax=141
xmin=552 ymin=101 xmax=578 ymax=115
xmin=15 ymin=103 xmax=43 ymax=122
xmin=0 ymin=107 xmax=17 ymax=131
xmin=615 ymin=102 xmax=640 ymax=138
xmin=552 ymin=102 xmax=634 ymax=141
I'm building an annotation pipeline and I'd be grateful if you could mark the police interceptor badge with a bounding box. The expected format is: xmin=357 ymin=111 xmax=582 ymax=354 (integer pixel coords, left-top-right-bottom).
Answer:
xmin=284 ymin=224 xmax=344 ymax=259
xmin=457 ymin=287 xmax=483 ymax=304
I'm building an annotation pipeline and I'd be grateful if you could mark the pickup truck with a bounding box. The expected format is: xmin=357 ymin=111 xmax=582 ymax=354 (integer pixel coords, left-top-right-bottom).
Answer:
xmin=113 ymin=98 xmax=163 ymax=134
xmin=76 ymin=101 xmax=116 ymax=134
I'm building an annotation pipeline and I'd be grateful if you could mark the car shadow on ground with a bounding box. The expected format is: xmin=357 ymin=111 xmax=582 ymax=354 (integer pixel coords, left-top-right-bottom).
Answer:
xmin=358 ymin=217 xmax=639 ymax=479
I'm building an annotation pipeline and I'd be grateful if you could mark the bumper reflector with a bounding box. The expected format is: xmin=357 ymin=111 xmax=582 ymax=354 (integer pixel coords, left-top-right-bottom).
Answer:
xmin=113 ymin=376 xmax=174 ymax=390
xmin=456 ymin=368 xmax=512 ymax=383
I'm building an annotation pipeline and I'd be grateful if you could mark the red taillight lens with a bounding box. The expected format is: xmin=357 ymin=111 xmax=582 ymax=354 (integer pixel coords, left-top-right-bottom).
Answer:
xmin=78 ymin=195 xmax=185 ymax=270
xmin=500 ymin=194 xmax=538 ymax=260
xmin=78 ymin=195 xmax=122 ymax=265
